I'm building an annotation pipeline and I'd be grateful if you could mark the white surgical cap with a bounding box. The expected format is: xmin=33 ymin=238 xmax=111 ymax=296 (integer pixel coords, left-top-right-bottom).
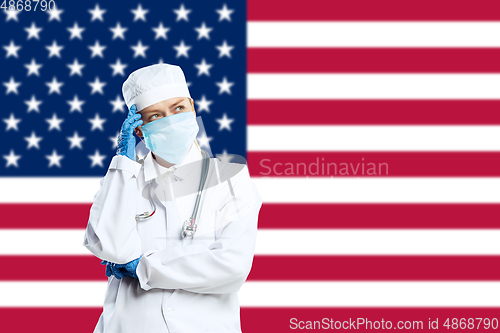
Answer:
xmin=122 ymin=63 xmax=191 ymax=113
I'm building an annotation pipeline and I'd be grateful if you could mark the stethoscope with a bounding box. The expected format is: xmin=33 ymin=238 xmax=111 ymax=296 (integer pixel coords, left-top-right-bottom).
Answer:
xmin=135 ymin=149 xmax=211 ymax=239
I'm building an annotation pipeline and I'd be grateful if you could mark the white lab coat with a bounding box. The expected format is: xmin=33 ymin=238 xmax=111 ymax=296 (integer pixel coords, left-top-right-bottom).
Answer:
xmin=82 ymin=142 xmax=263 ymax=333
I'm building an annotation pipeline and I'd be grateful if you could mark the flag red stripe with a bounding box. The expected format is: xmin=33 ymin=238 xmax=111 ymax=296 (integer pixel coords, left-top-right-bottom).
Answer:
xmin=249 ymin=256 xmax=500 ymax=281
xmin=241 ymin=308 xmax=500 ymax=332
xmin=0 ymin=308 xmax=102 ymax=333
xmin=0 ymin=203 xmax=91 ymax=228
xmin=248 ymin=0 xmax=500 ymax=21
xmin=247 ymin=100 xmax=500 ymax=125
xmin=2 ymin=203 xmax=500 ymax=229
xmin=257 ymin=203 xmax=500 ymax=229
xmin=1 ymin=255 xmax=499 ymax=281
xmin=247 ymin=152 xmax=500 ymax=177
xmin=248 ymin=48 xmax=500 ymax=73
xmin=1 ymin=307 xmax=499 ymax=332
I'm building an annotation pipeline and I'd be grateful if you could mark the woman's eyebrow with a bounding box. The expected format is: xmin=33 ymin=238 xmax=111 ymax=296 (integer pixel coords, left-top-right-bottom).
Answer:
xmin=169 ymin=98 xmax=186 ymax=108
xmin=141 ymin=98 xmax=186 ymax=115
xmin=142 ymin=107 xmax=167 ymax=114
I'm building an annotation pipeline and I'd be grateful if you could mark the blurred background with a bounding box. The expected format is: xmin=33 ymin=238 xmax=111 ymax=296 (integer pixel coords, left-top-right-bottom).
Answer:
xmin=1 ymin=0 xmax=500 ymax=332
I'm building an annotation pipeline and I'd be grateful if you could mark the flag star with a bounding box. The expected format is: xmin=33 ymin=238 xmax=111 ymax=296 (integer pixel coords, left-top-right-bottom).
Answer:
xmin=88 ymin=149 xmax=106 ymax=167
xmin=67 ymin=95 xmax=85 ymax=113
xmin=89 ymin=3 xmax=106 ymax=22
xmin=88 ymin=77 xmax=106 ymax=94
xmin=197 ymin=131 xmax=213 ymax=150
xmin=24 ymin=58 xmax=43 ymax=76
xmin=174 ymin=3 xmax=191 ymax=22
xmin=152 ymin=22 xmax=170 ymax=40
xmin=195 ymin=22 xmax=213 ymax=40
xmin=217 ymin=149 xmax=233 ymax=163
xmin=3 ymin=149 xmax=21 ymax=168
xmin=216 ymin=40 xmax=234 ymax=58
xmin=3 ymin=40 xmax=21 ymax=58
xmin=216 ymin=4 xmax=234 ymax=22
xmin=216 ymin=113 xmax=234 ymax=131
xmin=24 ymin=131 xmax=43 ymax=149
xmin=45 ymin=76 xmax=64 ymax=95
xmin=5 ymin=9 xmax=21 ymax=22
xmin=67 ymin=131 xmax=85 ymax=149
xmin=45 ymin=113 xmax=64 ymax=131
xmin=110 ymin=95 xmax=126 ymax=112
xmin=110 ymin=131 xmax=120 ymax=149
xmin=196 ymin=95 xmax=213 ymax=113
xmin=3 ymin=76 xmax=21 ymax=95
xmin=173 ymin=40 xmax=191 ymax=58
xmin=45 ymin=40 xmax=64 ymax=58
xmin=67 ymin=22 xmax=85 ymax=40
xmin=88 ymin=40 xmax=106 ymax=58
xmin=24 ymin=22 xmax=42 ymax=40
xmin=131 ymin=3 xmax=149 ymax=22
xmin=24 ymin=95 xmax=43 ymax=113
xmin=67 ymin=58 xmax=85 ymax=76
xmin=110 ymin=58 xmax=127 ymax=76
xmin=3 ymin=113 xmax=21 ymax=131
xmin=194 ymin=58 xmax=213 ymax=76
xmin=88 ymin=113 xmax=106 ymax=131
xmin=46 ymin=149 xmax=63 ymax=168
xmin=216 ymin=76 xmax=234 ymax=94
xmin=110 ymin=22 xmax=127 ymax=40
xmin=47 ymin=4 xmax=64 ymax=22
xmin=131 ymin=40 xmax=149 ymax=58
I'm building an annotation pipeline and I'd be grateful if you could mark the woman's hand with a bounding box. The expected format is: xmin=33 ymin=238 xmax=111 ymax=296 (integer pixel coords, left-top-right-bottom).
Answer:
xmin=101 ymin=260 xmax=113 ymax=277
xmin=101 ymin=256 xmax=142 ymax=279
xmin=116 ymin=104 xmax=142 ymax=161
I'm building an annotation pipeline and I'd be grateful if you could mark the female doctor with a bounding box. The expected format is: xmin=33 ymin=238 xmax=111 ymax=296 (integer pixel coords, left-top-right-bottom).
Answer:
xmin=82 ymin=63 xmax=263 ymax=333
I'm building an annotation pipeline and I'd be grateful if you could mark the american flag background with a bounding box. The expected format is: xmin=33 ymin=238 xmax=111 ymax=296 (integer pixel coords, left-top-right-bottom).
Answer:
xmin=1 ymin=0 xmax=500 ymax=332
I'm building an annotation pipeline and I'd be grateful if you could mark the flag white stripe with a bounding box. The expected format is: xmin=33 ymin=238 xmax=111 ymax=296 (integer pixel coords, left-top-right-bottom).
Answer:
xmin=0 ymin=281 xmax=498 ymax=307
xmin=248 ymin=22 xmax=500 ymax=47
xmin=248 ymin=74 xmax=500 ymax=99
xmin=1 ymin=177 xmax=500 ymax=202
xmin=254 ymin=230 xmax=500 ymax=255
xmin=0 ymin=282 xmax=107 ymax=307
xmin=0 ymin=177 xmax=102 ymax=202
xmin=248 ymin=126 xmax=500 ymax=151
xmin=1 ymin=230 xmax=498 ymax=255
xmin=252 ymin=177 xmax=500 ymax=203
xmin=239 ymin=282 xmax=500 ymax=307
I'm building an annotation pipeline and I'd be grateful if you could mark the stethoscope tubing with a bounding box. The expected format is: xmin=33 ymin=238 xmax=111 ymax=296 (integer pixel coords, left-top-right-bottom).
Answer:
xmin=135 ymin=149 xmax=210 ymax=229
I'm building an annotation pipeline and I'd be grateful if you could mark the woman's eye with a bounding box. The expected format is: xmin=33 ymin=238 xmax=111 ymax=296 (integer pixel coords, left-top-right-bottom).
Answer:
xmin=176 ymin=105 xmax=184 ymax=111
xmin=150 ymin=114 xmax=159 ymax=120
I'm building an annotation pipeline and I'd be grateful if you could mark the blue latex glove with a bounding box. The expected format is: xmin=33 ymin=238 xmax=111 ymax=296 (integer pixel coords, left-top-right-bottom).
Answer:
xmin=101 ymin=260 xmax=113 ymax=278
xmin=113 ymin=255 xmax=143 ymax=279
xmin=100 ymin=260 xmax=125 ymax=279
xmin=116 ymin=104 xmax=142 ymax=161
xmin=110 ymin=263 xmax=126 ymax=279
xmin=101 ymin=256 xmax=142 ymax=279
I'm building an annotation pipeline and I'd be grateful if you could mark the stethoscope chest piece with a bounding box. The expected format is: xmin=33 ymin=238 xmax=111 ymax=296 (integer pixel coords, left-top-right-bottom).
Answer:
xmin=181 ymin=217 xmax=197 ymax=239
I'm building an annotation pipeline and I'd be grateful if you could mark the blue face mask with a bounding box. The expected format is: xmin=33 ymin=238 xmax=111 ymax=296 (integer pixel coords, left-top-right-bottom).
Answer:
xmin=140 ymin=111 xmax=199 ymax=164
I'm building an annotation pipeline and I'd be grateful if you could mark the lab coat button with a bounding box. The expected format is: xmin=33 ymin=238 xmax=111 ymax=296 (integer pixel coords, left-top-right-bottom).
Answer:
xmin=166 ymin=308 xmax=172 ymax=313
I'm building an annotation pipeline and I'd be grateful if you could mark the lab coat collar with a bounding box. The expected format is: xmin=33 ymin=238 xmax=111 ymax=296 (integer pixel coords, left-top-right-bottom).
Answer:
xmin=143 ymin=142 xmax=203 ymax=182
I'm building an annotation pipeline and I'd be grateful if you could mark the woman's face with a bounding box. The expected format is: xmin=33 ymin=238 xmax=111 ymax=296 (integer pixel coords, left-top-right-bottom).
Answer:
xmin=134 ymin=96 xmax=195 ymax=138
